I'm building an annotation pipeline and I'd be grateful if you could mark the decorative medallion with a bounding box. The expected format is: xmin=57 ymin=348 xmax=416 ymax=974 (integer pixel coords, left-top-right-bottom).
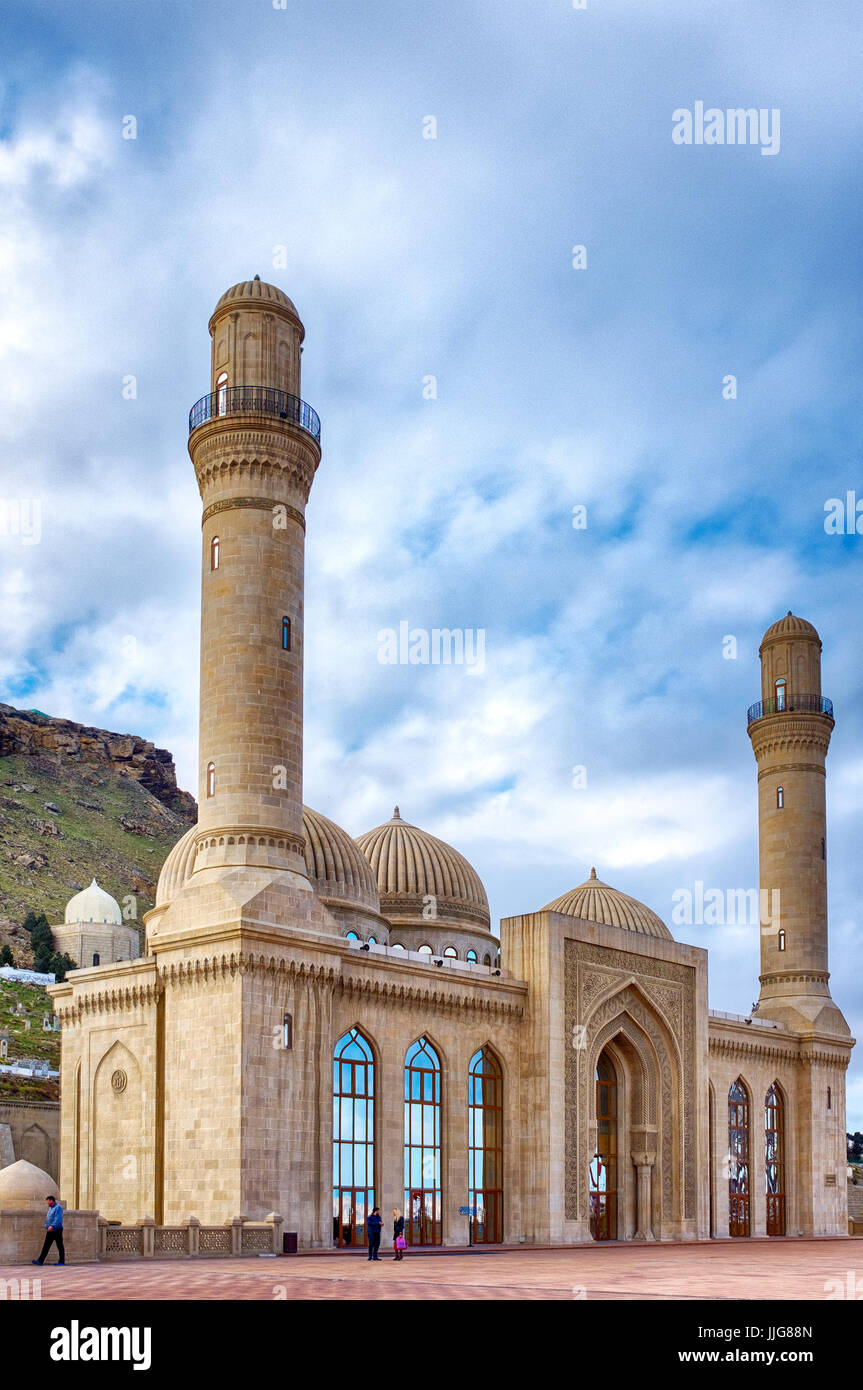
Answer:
xmin=111 ymin=1068 xmax=128 ymax=1094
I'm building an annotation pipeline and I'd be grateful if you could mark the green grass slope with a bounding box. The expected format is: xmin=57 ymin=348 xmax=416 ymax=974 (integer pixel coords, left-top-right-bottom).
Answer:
xmin=0 ymin=752 xmax=195 ymax=963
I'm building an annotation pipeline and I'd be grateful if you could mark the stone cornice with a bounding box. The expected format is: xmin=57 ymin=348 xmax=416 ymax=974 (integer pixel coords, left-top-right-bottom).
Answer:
xmin=709 ymin=1026 xmax=853 ymax=1068
xmin=52 ymin=941 xmax=526 ymax=1022
xmin=749 ymin=720 xmax=832 ymax=760
xmin=756 ymin=762 xmax=826 ymax=779
xmin=201 ymin=496 xmax=305 ymax=533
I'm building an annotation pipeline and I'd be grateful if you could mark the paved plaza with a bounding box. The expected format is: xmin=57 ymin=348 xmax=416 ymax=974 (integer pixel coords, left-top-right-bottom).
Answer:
xmin=3 ymin=1238 xmax=860 ymax=1301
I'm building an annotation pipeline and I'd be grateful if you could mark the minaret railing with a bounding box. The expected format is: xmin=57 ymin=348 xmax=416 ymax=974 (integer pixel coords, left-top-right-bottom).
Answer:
xmin=747 ymin=694 xmax=833 ymax=725
xmin=189 ymin=386 xmax=321 ymax=441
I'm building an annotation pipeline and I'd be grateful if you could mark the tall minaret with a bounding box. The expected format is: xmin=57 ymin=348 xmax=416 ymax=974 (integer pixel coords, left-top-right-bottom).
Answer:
xmin=187 ymin=277 xmax=320 ymax=889
xmin=747 ymin=612 xmax=848 ymax=1035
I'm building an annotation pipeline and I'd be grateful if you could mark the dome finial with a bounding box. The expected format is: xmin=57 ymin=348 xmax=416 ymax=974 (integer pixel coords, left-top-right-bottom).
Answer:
xmin=392 ymin=805 xmax=401 ymax=819
xmin=589 ymin=866 xmax=597 ymax=879
xmin=253 ymin=273 xmax=261 ymax=281
xmin=787 ymin=609 xmax=792 ymax=616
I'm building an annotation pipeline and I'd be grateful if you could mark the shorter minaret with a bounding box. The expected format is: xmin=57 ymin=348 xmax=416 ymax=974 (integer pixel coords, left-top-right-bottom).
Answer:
xmin=747 ymin=613 xmax=848 ymax=1035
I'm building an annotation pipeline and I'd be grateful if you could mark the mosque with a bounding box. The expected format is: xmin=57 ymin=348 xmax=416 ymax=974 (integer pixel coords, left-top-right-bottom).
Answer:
xmin=49 ymin=279 xmax=853 ymax=1249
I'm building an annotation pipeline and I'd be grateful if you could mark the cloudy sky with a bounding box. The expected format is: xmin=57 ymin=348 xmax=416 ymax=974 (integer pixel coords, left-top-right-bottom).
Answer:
xmin=2 ymin=1 xmax=862 ymax=1121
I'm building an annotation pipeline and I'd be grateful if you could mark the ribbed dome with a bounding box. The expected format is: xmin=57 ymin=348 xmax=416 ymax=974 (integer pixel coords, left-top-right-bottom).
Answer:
xmin=213 ymin=277 xmax=299 ymax=318
xmin=543 ymin=868 xmax=671 ymax=940
xmin=762 ymin=611 xmax=819 ymax=641
xmin=0 ymin=1158 xmax=57 ymax=1210
xmin=356 ymin=808 xmax=490 ymax=932
xmin=65 ymin=878 xmax=121 ymax=925
xmin=155 ymin=824 xmax=198 ymax=908
xmin=155 ymin=810 xmax=379 ymax=913
xmin=303 ymin=806 xmax=379 ymax=911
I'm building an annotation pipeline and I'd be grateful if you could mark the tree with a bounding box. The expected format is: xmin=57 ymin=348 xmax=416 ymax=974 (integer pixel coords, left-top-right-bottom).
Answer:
xmin=21 ymin=910 xmax=39 ymax=935
xmin=46 ymin=952 xmax=76 ymax=983
xmin=30 ymin=918 xmax=54 ymax=970
xmin=0 ymin=944 xmax=13 ymax=966
xmin=848 ymin=1133 xmax=863 ymax=1162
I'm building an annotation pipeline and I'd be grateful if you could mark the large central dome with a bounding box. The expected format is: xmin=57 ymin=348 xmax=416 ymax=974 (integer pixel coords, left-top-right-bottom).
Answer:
xmin=356 ymin=808 xmax=490 ymax=933
xmin=542 ymin=868 xmax=671 ymax=939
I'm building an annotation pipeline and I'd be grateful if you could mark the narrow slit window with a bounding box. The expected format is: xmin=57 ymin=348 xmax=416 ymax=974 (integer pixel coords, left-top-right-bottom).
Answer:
xmin=211 ymin=535 xmax=220 ymax=570
xmin=776 ymin=786 xmax=784 ymax=809
xmin=216 ymin=371 xmax=228 ymax=416
xmin=827 ymin=1086 xmax=832 ymax=1110
xmin=774 ymin=678 xmax=786 ymax=711
xmin=206 ymin=761 xmax=215 ymax=797
xmin=282 ymin=616 xmax=291 ymax=651
xmin=778 ymin=929 xmax=786 ymax=952
xmin=821 ymin=838 xmax=826 ymax=860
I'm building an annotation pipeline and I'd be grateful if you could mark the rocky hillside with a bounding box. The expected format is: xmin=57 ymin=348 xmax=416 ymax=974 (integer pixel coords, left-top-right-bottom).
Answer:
xmin=0 ymin=705 xmax=196 ymax=962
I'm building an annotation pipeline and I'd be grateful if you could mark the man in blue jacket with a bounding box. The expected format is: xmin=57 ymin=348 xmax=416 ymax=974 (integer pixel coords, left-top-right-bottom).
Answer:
xmin=32 ymin=1195 xmax=64 ymax=1266
xmin=367 ymin=1207 xmax=383 ymax=1262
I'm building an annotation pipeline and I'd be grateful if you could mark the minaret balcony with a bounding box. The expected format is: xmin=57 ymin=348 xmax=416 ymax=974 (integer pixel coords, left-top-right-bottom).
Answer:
xmin=747 ymin=694 xmax=833 ymax=726
xmin=189 ymin=386 xmax=321 ymax=442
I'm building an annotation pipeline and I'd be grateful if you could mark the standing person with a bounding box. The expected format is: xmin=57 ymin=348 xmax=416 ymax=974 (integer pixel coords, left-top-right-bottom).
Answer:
xmin=392 ymin=1207 xmax=405 ymax=1261
xmin=32 ymin=1195 xmax=64 ymax=1266
xmin=367 ymin=1207 xmax=383 ymax=1262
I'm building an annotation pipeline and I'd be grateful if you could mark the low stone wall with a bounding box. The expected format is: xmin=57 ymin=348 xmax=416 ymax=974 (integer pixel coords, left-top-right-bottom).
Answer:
xmin=0 ymin=1208 xmax=99 ymax=1264
xmin=98 ymin=1214 xmax=283 ymax=1260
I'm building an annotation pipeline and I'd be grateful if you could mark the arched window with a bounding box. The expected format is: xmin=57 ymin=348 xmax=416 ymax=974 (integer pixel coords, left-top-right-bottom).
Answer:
xmin=216 ymin=371 xmax=228 ymax=415
xmin=210 ymin=535 xmax=220 ymax=570
xmin=92 ymin=953 xmax=100 ymax=967
xmin=404 ymin=1037 xmax=442 ymax=1246
xmin=466 ymin=949 xmax=478 ymax=963
xmin=776 ymin=786 xmax=784 ymax=809
xmin=443 ymin=947 xmax=457 ymax=958
xmin=418 ymin=944 xmax=433 ymax=955
xmin=728 ymin=1078 xmax=750 ymax=1237
xmin=774 ymin=678 xmax=786 ymax=711
xmin=765 ymin=1084 xmax=785 ymax=1236
xmin=778 ymin=929 xmax=786 ymax=952
xmin=483 ymin=953 xmax=491 ymax=966
xmin=367 ymin=936 xmax=376 ymax=945
xmin=345 ymin=931 xmax=359 ymax=941
xmin=391 ymin=943 xmax=405 ymax=952
xmin=282 ymin=616 xmax=291 ymax=651
xmin=332 ymin=1028 xmax=375 ymax=1248
xmin=821 ymin=838 xmax=826 ymax=860
xmin=468 ymin=1047 xmax=503 ymax=1244
xmin=590 ymin=1051 xmax=618 ymax=1240
xmin=206 ymin=762 xmax=215 ymax=798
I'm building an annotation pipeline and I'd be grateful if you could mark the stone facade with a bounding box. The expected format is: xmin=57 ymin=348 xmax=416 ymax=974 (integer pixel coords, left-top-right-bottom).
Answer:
xmin=47 ymin=282 xmax=854 ymax=1252
xmin=0 ymin=1098 xmax=59 ymax=1180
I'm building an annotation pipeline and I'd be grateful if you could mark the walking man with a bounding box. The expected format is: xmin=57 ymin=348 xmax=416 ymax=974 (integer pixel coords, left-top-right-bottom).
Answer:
xmin=32 ymin=1195 xmax=64 ymax=1266
xmin=367 ymin=1207 xmax=383 ymax=1262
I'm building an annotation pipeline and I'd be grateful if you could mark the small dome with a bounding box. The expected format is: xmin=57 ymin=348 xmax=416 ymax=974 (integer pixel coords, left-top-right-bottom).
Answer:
xmin=155 ymin=825 xmax=198 ymax=908
xmin=155 ymin=810 xmax=380 ymax=914
xmin=303 ymin=806 xmax=380 ymax=912
xmin=356 ymin=808 xmax=490 ymax=932
xmin=542 ymin=868 xmax=671 ymax=940
xmin=762 ymin=612 xmax=820 ymax=642
xmin=65 ymin=878 xmax=121 ymax=926
xmin=212 ymin=277 xmax=299 ymax=319
xmin=0 ymin=1158 xmax=57 ymax=1210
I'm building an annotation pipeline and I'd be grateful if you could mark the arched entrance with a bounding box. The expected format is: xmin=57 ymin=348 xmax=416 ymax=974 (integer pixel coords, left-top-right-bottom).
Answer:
xmin=589 ymin=1051 xmax=618 ymax=1241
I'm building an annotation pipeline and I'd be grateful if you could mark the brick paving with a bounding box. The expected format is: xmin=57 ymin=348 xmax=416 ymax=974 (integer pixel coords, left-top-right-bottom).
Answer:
xmin=3 ymin=1237 xmax=860 ymax=1301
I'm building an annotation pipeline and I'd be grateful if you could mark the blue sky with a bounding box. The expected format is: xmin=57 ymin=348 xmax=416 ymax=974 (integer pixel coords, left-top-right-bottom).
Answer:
xmin=2 ymin=0 xmax=862 ymax=1123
